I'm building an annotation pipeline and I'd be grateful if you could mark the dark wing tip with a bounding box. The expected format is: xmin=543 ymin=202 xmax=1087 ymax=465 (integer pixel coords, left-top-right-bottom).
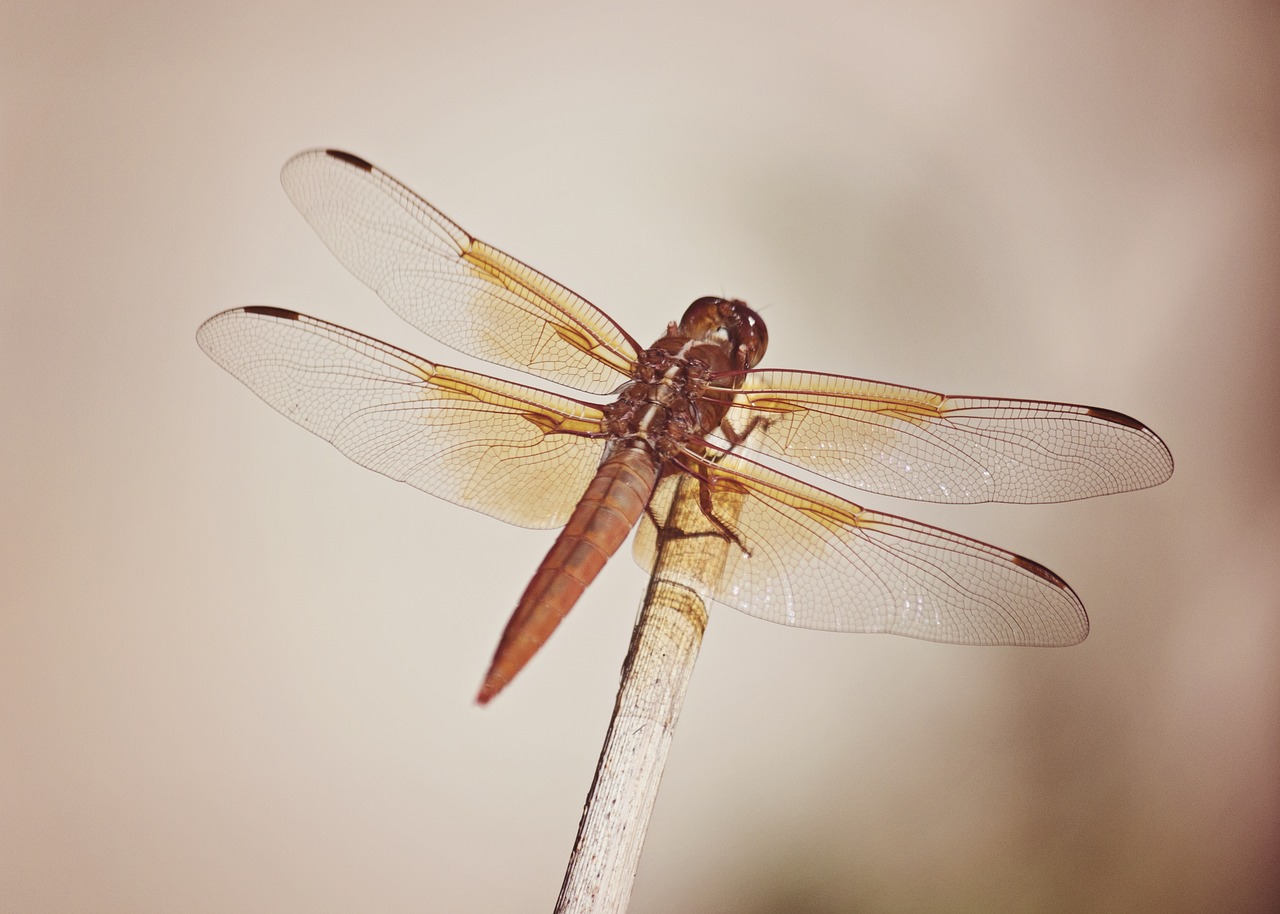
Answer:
xmin=1086 ymin=406 xmax=1175 ymax=481
xmin=242 ymin=305 xmax=301 ymax=320
xmin=323 ymin=149 xmax=374 ymax=171
xmin=240 ymin=304 xmax=300 ymax=318
xmin=1086 ymin=406 xmax=1146 ymax=432
xmin=1012 ymin=553 xmax=1068 ymax=589
xmin=1009 ymin=554 xmax=1089 ymax=644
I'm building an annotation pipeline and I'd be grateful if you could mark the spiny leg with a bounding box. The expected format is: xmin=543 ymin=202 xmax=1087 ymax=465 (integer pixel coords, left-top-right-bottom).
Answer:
xmin=695 ymin=474 xmax=751 ymax=556
xmin=718 ymin=414 xmax=771 ymax=451
xmin=646 ymin=459 xmax=751 ymax=558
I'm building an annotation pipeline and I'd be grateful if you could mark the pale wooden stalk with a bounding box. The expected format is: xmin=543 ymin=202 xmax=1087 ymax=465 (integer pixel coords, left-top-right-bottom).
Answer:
xmin=554 ymin=474 xmax=741 ymax=914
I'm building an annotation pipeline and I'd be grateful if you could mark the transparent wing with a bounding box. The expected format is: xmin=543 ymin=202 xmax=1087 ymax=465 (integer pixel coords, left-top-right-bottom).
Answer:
xmin=718 ymin=369 xmax=1173 ymax=504
xmin=279 ymin=149 xmax=641 ymax=393
xmin=197 ymin=306 xmax=608 ymax=528
xmin=634 ymin=449 xmax=1087 ymax=645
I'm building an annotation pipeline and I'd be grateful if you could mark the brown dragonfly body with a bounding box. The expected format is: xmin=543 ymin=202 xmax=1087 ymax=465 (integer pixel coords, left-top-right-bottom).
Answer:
xmin=199 ymin=150 xmax=1173 ymax=704
xmin=481 ymin=299 xmax=767 ymax=701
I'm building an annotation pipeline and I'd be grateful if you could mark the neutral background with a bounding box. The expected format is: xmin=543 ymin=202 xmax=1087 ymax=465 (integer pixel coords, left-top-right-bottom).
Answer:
xmin=4 ymin=2 xmax=1276 ymax=912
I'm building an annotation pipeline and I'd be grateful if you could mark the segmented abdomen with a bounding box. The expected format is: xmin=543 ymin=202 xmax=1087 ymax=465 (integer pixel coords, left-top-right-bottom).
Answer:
xmin=476 ymin=444 xmax=660 ymax=703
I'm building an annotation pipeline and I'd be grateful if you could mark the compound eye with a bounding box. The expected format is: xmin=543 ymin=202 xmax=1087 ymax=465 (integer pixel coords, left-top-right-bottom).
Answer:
xmin=739 ymin=310 xmax=768 ymax=365
xmin=682 ymin=296 xmax=727 ymax=322
xmin=678 ymin=296 xmax=728 ymax=338
xmin=678 ymin=297 xmax=768 ymax=366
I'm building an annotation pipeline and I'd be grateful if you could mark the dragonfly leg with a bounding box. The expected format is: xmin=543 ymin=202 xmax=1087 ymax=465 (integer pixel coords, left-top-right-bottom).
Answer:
xmin=718 ymin=414 xmax=771 ymax=451
xmin=649 ymin=460 xmax=751 ymax=558
xmin=695 ymin=471 xmax=750 ymax=556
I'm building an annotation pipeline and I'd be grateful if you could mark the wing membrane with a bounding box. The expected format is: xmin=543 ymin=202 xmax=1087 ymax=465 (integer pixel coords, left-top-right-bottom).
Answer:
xmin=720 ymin=369 xmax=1173 ymax=504
xmin=279 ymin=149 xmax=641 ymax=393
xmin=197 ymin=307 xmax=608 ymax=528
xmin=635 ymin=449 xmax=1087 ymax=645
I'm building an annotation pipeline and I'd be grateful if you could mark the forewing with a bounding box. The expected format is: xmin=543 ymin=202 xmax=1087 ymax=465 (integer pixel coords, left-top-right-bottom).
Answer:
xmin=279 ymin=149 xmax=641 ymax=393
xmin=197 ymin=307 xmax=608 ymax=528
xmin=718 ymin=369 xmax=1173 ymax=503
xmin=634 ymin=450 xmax=1088 ymax=645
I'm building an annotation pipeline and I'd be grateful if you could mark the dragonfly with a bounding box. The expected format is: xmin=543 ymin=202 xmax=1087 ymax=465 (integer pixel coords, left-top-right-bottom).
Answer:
xmin=198 ymin=149 xmax=1174 ymax=704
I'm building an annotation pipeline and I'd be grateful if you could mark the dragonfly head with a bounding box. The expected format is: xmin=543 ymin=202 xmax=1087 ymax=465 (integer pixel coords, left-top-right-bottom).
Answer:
xmin=679 ymin=297 xmax=768 ymax=371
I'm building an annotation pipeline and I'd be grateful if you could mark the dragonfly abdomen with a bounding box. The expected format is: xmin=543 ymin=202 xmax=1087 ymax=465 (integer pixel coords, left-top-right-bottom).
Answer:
xmin=476 ymin=444 xmax=660 ymax=703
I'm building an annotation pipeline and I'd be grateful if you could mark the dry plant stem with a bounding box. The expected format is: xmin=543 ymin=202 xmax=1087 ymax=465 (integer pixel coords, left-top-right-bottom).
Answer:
xmin=554 ymin=475 xmax=738 ymax=914
xmin=553 ymin=578 xmax=706 ymax=913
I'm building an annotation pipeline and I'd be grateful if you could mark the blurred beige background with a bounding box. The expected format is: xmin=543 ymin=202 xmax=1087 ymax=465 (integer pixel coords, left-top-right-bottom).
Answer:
xmin=3 ymin=1 xmax=1276 ymax=912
